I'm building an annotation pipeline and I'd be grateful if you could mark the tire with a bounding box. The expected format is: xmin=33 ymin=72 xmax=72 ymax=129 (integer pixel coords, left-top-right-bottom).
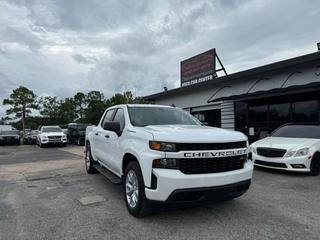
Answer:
xmin=124 ymin=162 xmax=151 ymax=217
xmin=310 ymin=153 xmax=320 ymax=176
xmin=62 ymin=143 xmax=67 ymax=147
xmin=85 ymin=143 xmax=98 ymax=174
xmin=40 ymin=143 xmax=44 ymax=148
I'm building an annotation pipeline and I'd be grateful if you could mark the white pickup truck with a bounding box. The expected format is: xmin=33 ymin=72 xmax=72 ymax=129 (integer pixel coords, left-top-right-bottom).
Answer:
xmin=85 ymin=104 xmax=253 ymax=217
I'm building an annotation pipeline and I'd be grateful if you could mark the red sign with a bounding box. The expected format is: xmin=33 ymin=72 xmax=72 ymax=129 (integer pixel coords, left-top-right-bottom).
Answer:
xmin=181 ymin=49 xmax=216 ymax=87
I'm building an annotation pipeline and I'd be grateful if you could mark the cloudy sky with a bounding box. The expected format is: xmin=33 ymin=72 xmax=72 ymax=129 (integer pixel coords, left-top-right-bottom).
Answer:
xmin=0 ymin=0 xmax=320 ymax=117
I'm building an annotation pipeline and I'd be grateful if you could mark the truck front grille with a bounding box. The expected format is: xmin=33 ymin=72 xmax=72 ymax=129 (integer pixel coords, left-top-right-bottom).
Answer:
xmin=178 ymin=155 xmax=246 ymax=174
xmin=256 ymin=147 xmax=286 ymax=158
xmin=176 ymin=141 xmax=246 ymax=151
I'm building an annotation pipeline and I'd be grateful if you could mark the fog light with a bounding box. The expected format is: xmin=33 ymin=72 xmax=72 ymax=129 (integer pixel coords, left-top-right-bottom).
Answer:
xmin=291 ymin=164 xmax=306 ymax=169
xmin=153 ymin=158 xmax=178 ymax=169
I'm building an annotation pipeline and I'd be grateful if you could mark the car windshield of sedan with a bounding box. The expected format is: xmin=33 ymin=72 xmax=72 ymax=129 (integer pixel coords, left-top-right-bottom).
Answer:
xmin=128 ymin=106 xmax=201 ymax=127
xmin=272 ymin=125 xmax=320 ymax=139
xmin=42 ymin=127 xmax=63 ymax=133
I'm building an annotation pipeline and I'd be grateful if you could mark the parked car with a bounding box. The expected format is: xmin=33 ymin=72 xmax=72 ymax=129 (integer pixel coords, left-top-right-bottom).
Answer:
xmin=250 ymin=124 xmax=320 ymax=176
xmin=85 ymin=104 xmax=253 ymax=217
xmin=0 ymin=129 xmax=21 ymax=145
xmin=67 ymin=123 xmax=91 ymax=145
xmin=24 ymin=130 xmax=39 ymax=145
xmin=37 ymin=126 xmax=67 ymax=147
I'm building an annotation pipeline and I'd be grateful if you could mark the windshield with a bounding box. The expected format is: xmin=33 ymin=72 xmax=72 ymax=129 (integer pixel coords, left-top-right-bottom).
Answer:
xmin=42 ymin=127 xmax=63 ymax=133
xmin=128 ymin=106 xmax=200 ymax=127
xmin=272 ymin=125 xmax=320 ymax=139
xmin=77 ymin=125 xmax=88 ymax=130
xmin=0 ymin=130 xmax=19 ymax=135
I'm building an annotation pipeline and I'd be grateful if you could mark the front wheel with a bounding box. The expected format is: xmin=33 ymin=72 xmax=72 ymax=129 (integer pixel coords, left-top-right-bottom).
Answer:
xmin=85 ymin=143 xmax=98 ymax=174
xmin=124 ymin=162 xmax=150 ymax=217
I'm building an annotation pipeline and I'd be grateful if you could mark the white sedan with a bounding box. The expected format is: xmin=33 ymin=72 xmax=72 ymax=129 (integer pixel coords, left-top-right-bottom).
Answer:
xmin=250 ymin=124 xmax=320 ymax=176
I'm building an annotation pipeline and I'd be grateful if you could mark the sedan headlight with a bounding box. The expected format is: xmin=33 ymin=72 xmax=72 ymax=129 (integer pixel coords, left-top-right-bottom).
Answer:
xmin=149 ymin=141 xmax=176 ymax=152
xmin=251 ymin=146 xmax=257 ymax=154
xmin=294 ymin=148 xmax=309 ymax=157
xmin=285 ymin=148 xmax=309 ymax=158
xmin=284 ymin=150 xmax=296 ymax=158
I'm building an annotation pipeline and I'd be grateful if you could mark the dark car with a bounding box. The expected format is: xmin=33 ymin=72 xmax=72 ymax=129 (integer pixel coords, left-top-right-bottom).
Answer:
xmin=0 ymin=130 xmax=21 ymax=145
xmin=67 ymin=123 xmax=91 ymax=145
xmin=24 ymin=130 xmax=39 ymax=145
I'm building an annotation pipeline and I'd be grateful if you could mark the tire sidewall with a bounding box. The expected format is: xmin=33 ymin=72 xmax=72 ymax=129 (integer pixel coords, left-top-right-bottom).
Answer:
xmin=310 ymin=153 xmax=320 ymax=176
xmin=85 ymin=143 xmax=97 ymax=174
xmin=124 ymin=162 xmax=148 ymax=217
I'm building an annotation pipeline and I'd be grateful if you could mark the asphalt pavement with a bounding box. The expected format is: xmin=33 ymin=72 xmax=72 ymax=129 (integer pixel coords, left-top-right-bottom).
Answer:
xmin=0 ymin=145 xmax=319 ymax=240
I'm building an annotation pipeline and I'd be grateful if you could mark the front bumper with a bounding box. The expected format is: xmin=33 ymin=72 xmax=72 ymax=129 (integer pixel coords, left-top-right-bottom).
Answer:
xmin=145 ymin=161 xmax=253 ymax=202
xmin=252 ymin=153 xmax=311 ymax=172
xmin=41 ymin=139 xmax=67 ymax=144
xmin=0 ymin=137 xmax=20 ymax=145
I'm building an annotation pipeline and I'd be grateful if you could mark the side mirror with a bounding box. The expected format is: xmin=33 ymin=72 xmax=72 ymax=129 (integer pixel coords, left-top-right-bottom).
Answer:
xmin=103 ymin=122 xmax=120 ymax=135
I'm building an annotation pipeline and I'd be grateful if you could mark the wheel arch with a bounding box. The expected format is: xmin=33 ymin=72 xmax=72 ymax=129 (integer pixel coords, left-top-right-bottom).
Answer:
xmin=122 ymin=153 xmax=139 ymax=175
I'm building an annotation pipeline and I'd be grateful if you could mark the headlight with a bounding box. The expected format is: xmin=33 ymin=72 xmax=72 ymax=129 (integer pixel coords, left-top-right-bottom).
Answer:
xmin=149 ymin=141 xmax=176 ymax=152
xmin=153 ymin=158 xmax=178 ymax=169
xmin=285 ymin=148 xmax=309 ymax=158
xmin=294 ymin=148 xmax=309 ymax=157
xmin=284 ymin=150 xmax=295 ymax=158
xmin=41 ymin=136 xmax=48 ymax=139
xmin=251 ymin=146 xmax=257 ymax=154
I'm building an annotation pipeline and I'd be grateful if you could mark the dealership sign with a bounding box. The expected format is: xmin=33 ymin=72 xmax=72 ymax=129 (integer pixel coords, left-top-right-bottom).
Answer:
xmin=180 ymin=49 xmax=217 ymax=87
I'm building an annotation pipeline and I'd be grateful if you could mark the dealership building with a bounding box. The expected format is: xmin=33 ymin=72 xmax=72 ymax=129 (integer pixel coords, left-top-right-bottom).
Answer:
xmin=145 ymin=49 xmax=320 ymax=142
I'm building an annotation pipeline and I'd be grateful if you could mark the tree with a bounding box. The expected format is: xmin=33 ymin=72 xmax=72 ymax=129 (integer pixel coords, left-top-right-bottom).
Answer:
xmin=3 ymin=86 xmax=38 ymax=132
xmin=109 ymin=91 xmax=146 ymax=105
xmin=58 ymin=98 xmax=77 ymax=124
xmin=84 ymin=91 xmax=107 ymax=124
xmin=73 ymin=92 xmax=86 ymax=123
xmin=39 ymin=96 xmax=60 ymax=123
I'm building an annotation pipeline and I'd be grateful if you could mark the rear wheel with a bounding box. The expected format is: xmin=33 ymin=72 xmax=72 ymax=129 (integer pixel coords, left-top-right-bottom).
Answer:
xmin=310 ymin=153 xmax=320 ymax=176
xmin=85 ymin=143 xmax=98 ymax=174
xmin=124 ymin=162 xmax=150 ymax=217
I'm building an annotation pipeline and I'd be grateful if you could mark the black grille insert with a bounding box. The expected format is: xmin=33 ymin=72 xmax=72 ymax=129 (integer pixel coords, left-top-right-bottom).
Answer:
xmin=48 ymin=136 xmax=61 ymax=140
xmin=256 ymin=147 xmax=286 ymax=158
xmin=176 ymin=141 xmax=246 ymax=151
xmin=255 ymin=160 xmax=287 ymax=168
xmin=178 ymin=155 xmax=246 ymax=174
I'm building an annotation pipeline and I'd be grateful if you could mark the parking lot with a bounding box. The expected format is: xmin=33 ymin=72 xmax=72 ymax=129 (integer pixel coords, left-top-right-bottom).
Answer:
xmin=0 ymin=145 xmax=319 ymax=240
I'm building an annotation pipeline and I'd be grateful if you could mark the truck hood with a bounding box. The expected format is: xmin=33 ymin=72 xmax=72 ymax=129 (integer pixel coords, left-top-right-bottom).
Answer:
xmin=252 ymin=137 xmax=320 ymax=150
xmin=142 ymin=125 xmax=247 ymax=143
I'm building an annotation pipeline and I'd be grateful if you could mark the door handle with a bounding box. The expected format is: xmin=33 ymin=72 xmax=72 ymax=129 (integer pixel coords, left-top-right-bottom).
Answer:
xmin=95 ymin=132 xmax=99 ymax=136
xmin=105 ymin=135 xmax=110 ymax=139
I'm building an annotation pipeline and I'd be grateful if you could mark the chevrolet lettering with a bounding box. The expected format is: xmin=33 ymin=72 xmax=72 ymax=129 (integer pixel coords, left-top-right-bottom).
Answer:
xmin=184 ymin=149 xmax=247 ymax=158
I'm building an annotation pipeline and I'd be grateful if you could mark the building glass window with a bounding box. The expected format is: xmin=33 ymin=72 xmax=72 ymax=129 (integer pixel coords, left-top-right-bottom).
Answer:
xmin=293 ymin=100 xmax=319 ymax=123
xmin=235 ymin=102 xmax=248 ymax=134
xmin=268 ymin=103 xmax=290 ymax=131
xmin=248 ymin=105 xmax=268 ymax=127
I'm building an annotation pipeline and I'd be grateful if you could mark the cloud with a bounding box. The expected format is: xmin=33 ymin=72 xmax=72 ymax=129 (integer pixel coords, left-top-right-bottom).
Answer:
xmin=0 ymin=0 xmax=320 ymax=119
